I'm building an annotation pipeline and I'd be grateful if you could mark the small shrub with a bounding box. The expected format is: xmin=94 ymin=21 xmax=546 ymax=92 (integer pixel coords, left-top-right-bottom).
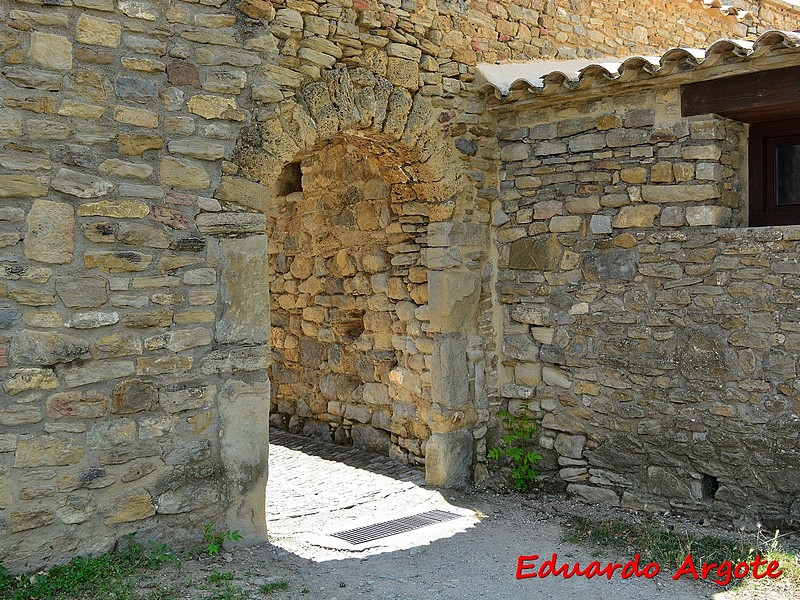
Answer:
xmin=202 ymin=523 xmax=242 ymax=556
xmin=488 ymin=408 xmax=542 ymax=492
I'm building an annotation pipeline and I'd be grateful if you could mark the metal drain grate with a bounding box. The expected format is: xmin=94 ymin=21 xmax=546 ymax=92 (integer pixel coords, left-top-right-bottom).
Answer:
xmin=330 ymin=510 xmax=462 ymax=545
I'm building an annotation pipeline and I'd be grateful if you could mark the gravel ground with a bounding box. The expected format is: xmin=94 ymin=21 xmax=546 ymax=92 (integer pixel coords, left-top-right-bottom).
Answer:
xmin=141 ymin=431 xmax=794 ymax=600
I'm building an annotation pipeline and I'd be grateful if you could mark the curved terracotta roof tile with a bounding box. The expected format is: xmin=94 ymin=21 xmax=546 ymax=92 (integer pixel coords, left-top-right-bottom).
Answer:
xmin=476 ymin=30 xmax=800 ymax=100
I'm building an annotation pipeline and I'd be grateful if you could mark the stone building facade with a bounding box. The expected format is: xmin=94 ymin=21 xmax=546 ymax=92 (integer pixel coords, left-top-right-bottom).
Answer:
xmin=0 ymin=0 xmax=798 ymax=571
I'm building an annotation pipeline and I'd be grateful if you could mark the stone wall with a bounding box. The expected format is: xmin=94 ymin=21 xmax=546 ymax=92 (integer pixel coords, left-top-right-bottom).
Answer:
xmin=495 ymin=84 xmax=800 ymax=523
xmin=267 ymin=141 xmax=433 ymax=464
xmin=1 ymin=0 xmax=796 ymax=571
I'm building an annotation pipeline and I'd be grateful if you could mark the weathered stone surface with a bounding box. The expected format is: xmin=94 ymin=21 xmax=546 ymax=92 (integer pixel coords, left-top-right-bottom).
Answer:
xmin=78 ymin=200 xmax=150 ymax=218
xmin=554 ymin=434 xmax=586 ymax=460
xmin=187 ymin=94 xmax=246 ymax=121
xmin=215 ymin=236 xmax=269 ymax=344
xmin=640 ymin=184 xmax=719 ymax=203
xmin=55 ymin=276 xmax=108 ymax=309
xmin=14 ymin=436 xmax=85 ymax=468
xmin=160 ymin=157 xmax=210 ymax=189
xmin=118 ymin=134 xmax=163 ymax=156
xmin=76 ymin=14 xmax=122 ymax=48
xmin=425 ymin=430 xmax=473 ymax=489
xmin=430 ymin=334 xmax=469 ymax=409
xmin=29 ymin=33 xmax=73 ymax=71
xmin=509 ymin=234 xmax=561 ymax=270
xmin=195 ymin=212 xmax=266 ymax=236
xmin=679 ymin=330 xmax=731 ymax=381
xmin=218 ymin=379 xmax=270 ymax=538
xmin=47 ymin=391 xmax=107 ymax=419
xmin=612 ymin=205 xmax=660 ymax=228
xmin=63 ymin=360 xmax=135 ymax=388
xmin=85 ymin=251 xmax=153 ymax=272
xmin=2 ymin=66 xmax=62 ymax=91
xmin=11 ymin=511 xmax=54 ymax=533
xmin=428 ymin=271 xmax=479 ymax=333
xmin=11 ymin=330 xmax=90 ymax=366
xmin=568 ymin=484 xmax=620 ymax=506
xmin=53 ymin=168 xmax=113 ymax=199
xmin=67 ymin=311 xmax=119 ymax=329
xmin=0 ymin=175 xmax=48 ymax=198
xmin=104 ymin=490 xmax=155 ymax=524
xmin=168 ymin=140 xmax=225 ymax=161
xmin=582 ymin=248 xmax=637 ymax=281
xmin=4 ymin=367 xmax=58 ymax=395
xmin=112 ymin=380 xmax=158 ymax=414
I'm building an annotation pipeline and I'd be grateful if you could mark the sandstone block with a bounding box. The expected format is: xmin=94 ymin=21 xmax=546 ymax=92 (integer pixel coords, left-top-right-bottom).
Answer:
xmin=217 ymin=236 xmax=270 ymax=344
xmin=78 ymin=200 xmax=150 ymax=218
xmin=53 ymin=168 xmax=113 ymax=199
xmin=612 ymin=205 xmax=660 ymax=228
xmin=685 ymin=205 xmax=732 ymax=227
xmin=187 ymin=94 xmax=246 ymax=121
xmin=118 ymin=133 xmax=163 ymax=156
xmin=11 ymin=330 xmax=90 ymax=365
xmin=0 ymin=174 xmax=48 ymax=198
xmin=3 ymin=367 xmax=58 ymax=395
xmin=508 ymin=234 xmax=561 ymax=270
xmin=63 ymin=359 xmax=135 ymax=388
xmin=14 ymin=435 xmax=84 ymax=467
xmin=46 ymin=391 xmax=107 ymax=419
xmin=112 ymin=379 xmax=158 ymax=414
xmin=425 ymin=430 xmax=473 ymax=489
xmin=160 ymin=156 xmax=210 ymax=189
xmin=582 ymin=248 xmax=637 ymax=281
xmin=104 ymin=490 xmax=155 ymax=524
xmin=641 ymin=184 xmax=719 ymax=203
xmin=77 ymin=14 xmax=122 ymax=48
xmin=29 ymin=32 xmax=73 ymax=71
xmin=23 ymin=200 xmax=73 ymax=265
xmin=85 ymin=251 xmax=153 ymax=272
xmin=11 ymin=510 xmax=53 ymax=533
xmin=168 ymin=140 xmax=225 ymax=161
xmin=56 ymin=276 xmax=108 ymax=308
xmin=136 ymin=356 xmax=192 ymax=376
xmin=114 ymin=106 xmax=159 ymax=128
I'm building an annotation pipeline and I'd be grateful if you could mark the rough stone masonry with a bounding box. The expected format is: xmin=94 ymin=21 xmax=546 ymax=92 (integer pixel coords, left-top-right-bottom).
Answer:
xmin=0 ymin=0 xmax=798 ymax=571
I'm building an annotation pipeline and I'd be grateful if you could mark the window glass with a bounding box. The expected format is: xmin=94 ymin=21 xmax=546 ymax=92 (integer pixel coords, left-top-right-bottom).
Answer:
xmin=776 ymin=143 xmax=800 ymax=206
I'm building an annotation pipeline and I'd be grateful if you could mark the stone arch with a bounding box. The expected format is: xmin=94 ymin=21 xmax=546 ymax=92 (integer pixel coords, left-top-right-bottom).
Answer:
xmin=201 ymin=66 xmax=486 ymax=542
xmin=235 ymin=66 xmax=466 ymax=212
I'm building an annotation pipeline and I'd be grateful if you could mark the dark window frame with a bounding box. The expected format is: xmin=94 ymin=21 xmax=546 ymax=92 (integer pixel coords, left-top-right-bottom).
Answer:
xmin=749 ymin=119 xmax=800 ymax=227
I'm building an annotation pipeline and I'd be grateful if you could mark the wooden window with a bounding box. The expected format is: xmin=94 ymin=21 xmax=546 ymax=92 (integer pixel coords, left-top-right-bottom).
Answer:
xmin=749 ymin=120 xmax=800 ymax=226
xmin=682 ymin=66 xmax=800 ymax=227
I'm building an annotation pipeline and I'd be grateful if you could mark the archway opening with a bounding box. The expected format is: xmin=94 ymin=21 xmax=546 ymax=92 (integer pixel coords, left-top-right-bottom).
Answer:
xmin=266 ymin=137 xmax=432 ymax=467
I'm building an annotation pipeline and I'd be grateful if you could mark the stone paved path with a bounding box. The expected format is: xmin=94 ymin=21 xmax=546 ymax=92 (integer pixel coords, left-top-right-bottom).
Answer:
xmin=261 ymin=430 xmax=727 ymax=599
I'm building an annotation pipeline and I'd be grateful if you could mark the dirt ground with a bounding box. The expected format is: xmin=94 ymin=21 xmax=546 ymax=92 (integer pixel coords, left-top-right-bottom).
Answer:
xmin=131 ymin=431 xmax=796 ymax=600
xmin=139 ymin=491 xmax=795 ymax=600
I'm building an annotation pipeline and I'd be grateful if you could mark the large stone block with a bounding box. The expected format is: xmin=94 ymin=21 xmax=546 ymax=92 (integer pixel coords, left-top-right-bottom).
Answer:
xmin=428 ymin=270 xmax=479 ymax=333
xmin=219 ymin=379 xmax=270 ymax=540
xmin=11 ymin=330 xmax=90 ymax=366
xmin=508 ymin=234 xmax=561 ymax=270
xmin=14 ymin=435 xmax=84 ymax=468
xmin=431 ymin=333 xmax=469 ymax=410
xmin=216 ymin=236 xmax=270 ymax=345
xmin=24 ymin=200 xmax=74 ymax=264
xmin=582 ymin=248 xmax=637 ymax=281
xmin=29 ymin=32 xmax=72 ymax=71
xmin=425 ymin=430 xmax=473 ymax=489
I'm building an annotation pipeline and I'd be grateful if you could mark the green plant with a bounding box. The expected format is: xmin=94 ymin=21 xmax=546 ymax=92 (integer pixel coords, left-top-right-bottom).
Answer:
xmin=202 ymin=523 xmax=242 ymax=556
xmin=487 ymin=408 xmax=542 ymax=492
xmin=207 ymin=571 xmax=234 ymax=583
xmin=0 ymin=539 xmax=179 ymax=599
xmin=258 ymin=579 xmax=289 ymax=594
